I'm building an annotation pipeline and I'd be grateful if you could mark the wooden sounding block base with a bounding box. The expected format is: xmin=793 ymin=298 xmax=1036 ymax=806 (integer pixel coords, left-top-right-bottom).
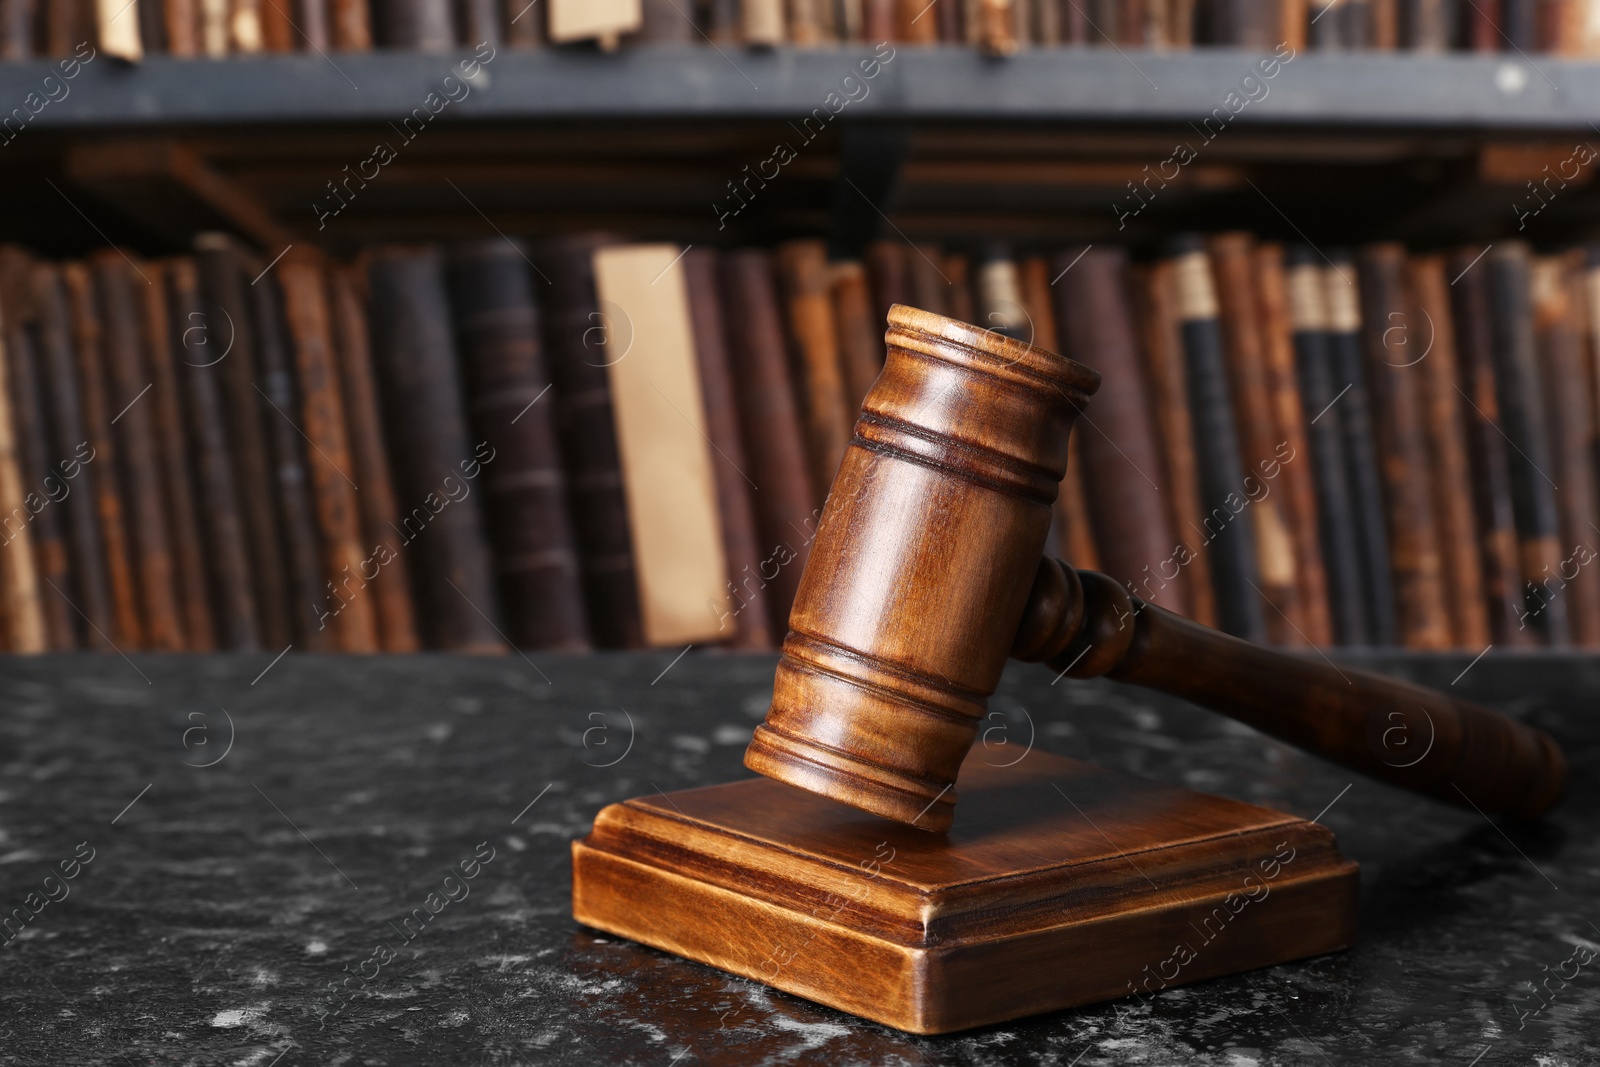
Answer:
xmin=571 ymin=748 xmax=1358 ymax=1034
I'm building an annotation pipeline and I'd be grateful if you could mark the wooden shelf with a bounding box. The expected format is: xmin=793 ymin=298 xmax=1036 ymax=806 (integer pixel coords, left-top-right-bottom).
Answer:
xmin=8 ymin=47 xmax=1600 ymax=131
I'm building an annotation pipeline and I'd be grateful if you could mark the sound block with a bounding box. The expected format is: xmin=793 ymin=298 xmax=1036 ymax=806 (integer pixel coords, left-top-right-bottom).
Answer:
xmin=571 ymin=748 xmax=1358 ymax=1034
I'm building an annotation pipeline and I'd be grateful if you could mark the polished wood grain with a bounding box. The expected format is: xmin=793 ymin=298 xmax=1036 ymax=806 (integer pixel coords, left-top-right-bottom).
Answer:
xmin=746 ymin=305 xmax=1567 ymax=832
xmin=574 ymin=747 xmax=1358 ymax=1034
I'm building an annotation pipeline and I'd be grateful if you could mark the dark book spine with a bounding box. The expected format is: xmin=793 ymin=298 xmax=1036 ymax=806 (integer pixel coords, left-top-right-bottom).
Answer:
xmin=31 ymin=264 xmax=113 ymax=649
xmin=1487 ymin=243 xmax=1570 ymax=644
xmin=367 ymin=245 xmax=505 ymax=653
xmin=864 ymin=241 xmax=910 ymax=335
xmin=1399 ymin=0 xmax=1447 ymax=46
xmin=1055 ymin=246 xmax=1191 ymax=619
xmin=167 ymin=257 xmax=260 ymax=651
xmin=292 ymin=0 xmax=331 ymax=50
xmin=1356 ymin=243 xmax=1451 ymax=650
xmin=1168 ymin=239 xmax=1267 ymax=643
xmin=1286 ymin=251 xmax=1369 ymax=646
xmin=0 ymin=318 xmax=46 ymax=651
xmin=1408 ymin=253 xmax=1491 ymax=650
xmin=377 ymin=0 xmax=454 ymax=48
xmin=447 ymin=238 xmax=591 ymax=652
xmin=1449 ymin=247 xmax=1532 ymax=646
xmin=251 ymin=268 xmax=338 ymax=651
xmin=195 ymin=235 xmax=294 ymax=649
xmin=777 ymin=239 xmax=853 ymax=507
xmin=3 ymin=305 xmax=76 ymax=650
xmin=458 ymin=0 xmax=500 ymax=45
xmin=1466 ymin=0 xmax=1499 ymax=47
xmin=638 ymin=0 xmax=695 ymax=40
xmin=328 ymin=264 xmax=420 ymax=652
xmin=906 ymin=242 xmax=951 ymax=318
xmin=1324 ymin=257 xmax=1398 ymax=646
xmin=718 ymin=248 xmax=818 ymax=639
xmin=62 ymin=262 xmax=144 ymax=649
xmin=92 ymin=252 xmax=184 ymax=651
xmin=1209 ymin=234 xmax=1305 ymax=646
xmin=539 ymin=237 xmax=643 ymax=650
xmin=828 ymin=260 xmax=885 ymax=415
xmin=164 ymin=0 xmax=199 ymax=54
xmin=0 ymin=0 xmax=35 ymax=59
xmin=1531 ymin=255 xmax=1600 ymax=646
xmin=684 ymin=248 xmax=772 ymax=650
xmin=139 ymin=261 xmax=216 ymax=651
xmin=330 ymin=0 xmax=372 ymax=47
xmin=1501 ymin=0 xmax=1535 ymax=46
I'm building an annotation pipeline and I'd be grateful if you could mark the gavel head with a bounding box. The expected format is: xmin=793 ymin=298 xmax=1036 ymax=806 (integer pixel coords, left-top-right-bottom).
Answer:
xmin=743 ymin=305 xmax=1101 ymax=832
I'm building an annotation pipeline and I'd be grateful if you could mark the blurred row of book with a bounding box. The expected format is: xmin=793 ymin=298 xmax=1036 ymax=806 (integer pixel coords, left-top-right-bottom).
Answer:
xmin=5 ymin=0 xmax=1595 ymax=62
xmin=0 ymin=228 xmax=1595 ymax=655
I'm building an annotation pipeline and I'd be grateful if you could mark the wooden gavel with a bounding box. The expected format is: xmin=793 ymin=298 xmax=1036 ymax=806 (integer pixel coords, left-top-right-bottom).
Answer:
xmin=744 ymin=305 xmax=1567 ymax=832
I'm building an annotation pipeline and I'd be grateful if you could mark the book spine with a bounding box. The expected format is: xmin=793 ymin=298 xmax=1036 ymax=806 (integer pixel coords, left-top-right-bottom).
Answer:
xmin=1324 ymin=258 xmax=1399 ymax=646
xmin=685 ymin=249 xmax=772 ymax=649
xmin=96 ymin=0 xmax=145 ymax=59
xmin=329 ymin=0 xmax=371 ymax=46
xmin=1370 ymin=0 xmax=1399 ymax=44
xmin=1131 ymin=260 xmax=1219 ymax=628
xmin=0 ymin=309 xmax=46 ymax=651
xmin=164 ymin=258 xmax=258 ymax=649
xmin=1502 ymin=0 xmax=1535 ymax=45
xmin=828 ymin=260 xmax=885 ymax=415
xmin=278 ymin=258 xmax=381 ymax=653
xmin=196 ymin=235 xmax=296 ymax=648
xmin=231 ymin=0 xmax=266 ymax=52
xmin=1531 ymin=254 xmax=1600 ymax=645
xmin=1356 ymin=243 xmax=1452 ymax=649
xmin=1466 ymin=0 xmax=1500 ymax=46
xmin=447 ymin=238 xmax=591 ymax=652
xmin=368 ymin=245 xmax=506 ymax=653
xmin=32 ymin=264 xmax=116 ymax=650
xmin=200 ymin=0 xmax=228 ymax=55
xmin=378 ymin=0 xmax=455 ymax=48
xmin=1449 ymin=247 xmax=1533 ymax=646
xmin=253 ymin=267 xmax=339 ymax=651
xmin=1286 ymin=251 xmax=1369 ymax=645
xmin=460 ymin=0 xmax=502 ymax=44
xmin=92 ymin=253 xmax=185 ymax=651
xmin=1209 ymin=234 xmax=1305 ymax=645
xmin=0 ymin=0 xmax=35 ymax=59
xmin=1055 ymin=246 xmax=1190 ymax=617
xmin=63 ymin=262 xmax=145 ymax=649
xmin=1254 ymin=243 xmax=1333 ymax=647
xmin=1487 ymin=243 xmax=1570 ymax=644
xmin=718 ymin=248 xmax=818 ymax=638
xmin=161 ymin=0 xmax=197 ymax=52
xmin=746 ymin=0 xmax=788 ymax=42
xmin=864 ymin=241 xmax=910 ymax=333
xmin=292 ymin=0 xmax=329 ymax=49
xmin=896 ymin=0 xmax=939 ymax=40
xmin=789 ymin=0 xmax=827 ymax=43
xmin=328 ymin=264 xmax=420 ymax=652
xmin=704 ymin=0 xmax=740 ymax=41
xmin=945 ymin=253 xmax=975 ymax=324
xmin=906 ymin=242 xmax=951 ymax=317
xmin=137 ymin=261 xmax=215 ymax=651
xmin=1168 ymin=237 xmax=1267 ymax=643
xmin=1407 ymin=253 xmax=1492 ymax=649
xmin=540 ymin=236 xmax=644 ymax=649
xmin=777 ymin=239 xmax=854 ymax=507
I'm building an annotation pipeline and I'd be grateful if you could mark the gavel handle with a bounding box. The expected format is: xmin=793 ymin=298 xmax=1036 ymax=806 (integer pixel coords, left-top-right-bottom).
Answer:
xmin=1011 ymin=559 xmax=1567 ymax=820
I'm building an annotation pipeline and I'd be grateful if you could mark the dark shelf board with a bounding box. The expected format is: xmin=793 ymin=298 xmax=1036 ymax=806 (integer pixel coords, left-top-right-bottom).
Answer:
xmin=6 ymin=47 xmax=1600 ymax=130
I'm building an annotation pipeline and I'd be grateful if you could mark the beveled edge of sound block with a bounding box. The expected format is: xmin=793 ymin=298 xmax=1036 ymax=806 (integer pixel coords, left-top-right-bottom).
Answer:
xmin=571 ymin=749 xmax=1359 ymax=1034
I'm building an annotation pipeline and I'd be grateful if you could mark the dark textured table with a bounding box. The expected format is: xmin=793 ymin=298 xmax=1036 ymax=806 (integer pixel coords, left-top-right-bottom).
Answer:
xmin=0 ymin=650 xmax=1595 ymax=1066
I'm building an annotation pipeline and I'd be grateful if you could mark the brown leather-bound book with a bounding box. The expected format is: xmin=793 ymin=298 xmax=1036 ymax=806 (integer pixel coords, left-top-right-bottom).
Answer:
xmin=1447 ymin=247 xmax=1531 ymax=647
xmin=1210 ymin=0 xmax=1273 ymax=44
xmin=718 ymin=249 xmax=817 ymax=638
xmin=1254 ymin=243 xmax=1333 ymax=647
xmin=196 ymin=234 xmax=294 ymax=649
xmin=906 ymin=244 xmax=950 ymax=318
xmin=367 ymin=245 xmax=505 ymax=653
xmin=166 ymin=258 xmax=259 ymax=650
xmin=829 ymin=261 xmax=884 ymax=415
xmin=777 ymin=240 xmax=853 ymax=506
xmin=261 ymin=0 xmax=298 ymax=49
xmin=328 ymin=265 xmax=419 ymax=652
xmin=0 ymin=251 xmax=74 ymax=649
xmin=277 ymin=257 xmax=380 ymax=654
xmin=539 ymin=235 xmax=642 ymax=650
xmin=1208 ymin=234 xmax=1304 ymax=645
xmin=744 ymin=0 xmax=786 ymax=43
xmin=0 ymin=0 xmax=35 ymax=58
xmin=945 ymin=254 xmax=974 ymax=325
xmin=865 ymin=242 xmax=910 ymax=335
xmin=231 ymin=0 xmax=267 ymax=52
xmin=788 ymin=0 xmax=828 ymax=42
xmin=0 ymin=297 xmax=46 ymax=652
xmin=375 ymin=0 xmax=453 ymax=47
xmin=164 ymin=0 xmax=200 ymax=53
xmin=1021 ymin=254 xmax=1102 ymax=580
xmin=1407 ymin=254 xmax=1492 ymax=650
xmin=937 ymin=0 xmax=964 ymax=38
xmin=45 ymin=0 xmax=88 ymax=55
xmin=862 ymin=0 xmax=895 ymax=39
xmin=685 ymin=249 xmax=771 ymax=650
xmin=1279 ymin=0 xmax=1306 ymax=47
xmin=91 ymin=253 xmax=184 ymax=652
xmin=252 ymin=267 xmax=337 ymax=651
xmin=460 ymin=0 xmax=501 ymax=44
xmin=31 ymin=264 xmax=113 ymax=650
xmin=1355 ymin=243 xmax=1450 ymax=650
xmin=62 ymin=262 xmax=144 ymax=650
xmin=1055 ymin=247 xmax=1189 ymax=617
xmin=330 ymin=0 xmax=371 ymax=46
xmin=1399 ymin=0 xmax=1447 ymax=47
xmin=895 ymin=0 xmax=939 ymax=40
xmin=1465 ymin=0 xmax=1500 ymax=47
xmin=1532 ymin=255 xmax=1600 ymax=646
xmin=447 ymin=239 xmax=590 ymax=652
xmin=1487 ymin=243 xmax=1569 ymax=645
xmin=703 ymin=0 xmax=738 ymax=40
xmin=1370 ymin=0 xmax=1398 ymax=45
xmin=1118 ymin=0 xmax=1147 ymax=42
xmin=1132 ymin=261 xmax=1218 ymax=629
xmin=136 ymin=262 xmax=215 ymax=652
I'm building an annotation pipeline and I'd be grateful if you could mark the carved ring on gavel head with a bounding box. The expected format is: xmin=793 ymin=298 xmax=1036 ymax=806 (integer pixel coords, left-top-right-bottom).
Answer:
xmin=744 ymin=305 xmax=1567 ymax=833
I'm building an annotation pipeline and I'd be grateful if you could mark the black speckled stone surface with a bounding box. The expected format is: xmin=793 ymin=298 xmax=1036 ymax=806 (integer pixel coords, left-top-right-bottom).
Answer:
xmin=0 ymin=650 xmax=1595 ymax=1066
